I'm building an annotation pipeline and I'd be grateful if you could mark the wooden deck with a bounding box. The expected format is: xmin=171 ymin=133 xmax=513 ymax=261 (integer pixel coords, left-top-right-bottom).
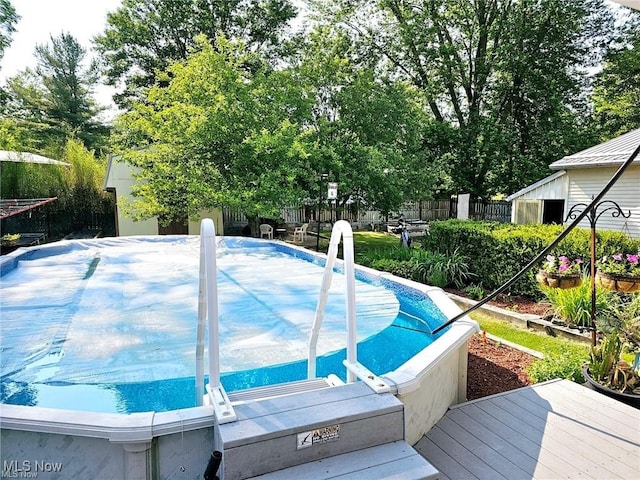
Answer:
xmin=415 ymin=379 xmax=640 ymax=480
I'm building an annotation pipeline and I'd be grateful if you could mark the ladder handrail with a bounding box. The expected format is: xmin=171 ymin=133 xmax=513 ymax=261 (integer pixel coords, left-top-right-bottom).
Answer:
xmin=308 ymin=220 xmax=390 ymax=393
xmin=197 ymin=219 xmax=236 ymax=423
xmin=308 ymin=220 xmax=357 ymax=382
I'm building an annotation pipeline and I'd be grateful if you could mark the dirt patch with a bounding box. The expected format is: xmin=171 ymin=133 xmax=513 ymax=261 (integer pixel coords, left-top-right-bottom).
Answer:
xmin=467 ymin=333 xmax=536 ymax=400
xmin=445 ymin=288 xmax=551 ymax=317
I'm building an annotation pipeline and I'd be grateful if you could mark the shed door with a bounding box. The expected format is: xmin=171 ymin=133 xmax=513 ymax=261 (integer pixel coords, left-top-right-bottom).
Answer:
xmin=514 ymin=200 xmax=541 ymax=224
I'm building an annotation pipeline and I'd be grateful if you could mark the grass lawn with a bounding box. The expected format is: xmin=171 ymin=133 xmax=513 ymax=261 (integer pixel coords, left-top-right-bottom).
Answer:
xmin=353 ymin=231 xmax=400 ymax=250
xmin=471 ymin=312 xmax=589 ymax=357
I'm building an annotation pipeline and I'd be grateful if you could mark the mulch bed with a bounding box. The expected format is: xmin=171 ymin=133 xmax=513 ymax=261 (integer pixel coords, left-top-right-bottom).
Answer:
xmin=466 ymin=333 xmax=536 ymax=400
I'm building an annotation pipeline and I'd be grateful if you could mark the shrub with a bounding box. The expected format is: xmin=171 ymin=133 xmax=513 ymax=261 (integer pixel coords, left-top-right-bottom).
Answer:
xmin=540 ymin=277 xmax=614 ymax=328
xmin=412 ymin=248 xmax=473 ymax=288
xmin=463 ymin=283 xmax=485 ymax=300
xmin=527 ymin=349 xmax=587 ymax=384
xmin=369 ymin=259 xmax=414 ymax=278
xmin=421 ymin=220 xmax=640 ymax=298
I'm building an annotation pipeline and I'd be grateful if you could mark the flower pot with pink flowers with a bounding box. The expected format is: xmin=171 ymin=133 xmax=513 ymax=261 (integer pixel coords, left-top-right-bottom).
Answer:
xmin=595 ymin=253 xmax=640 ymax=293
xmin=536 ymin=254 xmax=584 ymax=289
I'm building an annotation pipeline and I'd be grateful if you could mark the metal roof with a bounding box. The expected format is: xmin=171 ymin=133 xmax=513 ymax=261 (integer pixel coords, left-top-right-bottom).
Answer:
xmin=0 ymin=150 xmax=71 ymax=166
xmin=0 ymin=198 xmax=58 ymax=220
xmin=549 ymin=128 xmax=640 ymax=170
xmin=505 ymin=170 xmax=566 ymax=202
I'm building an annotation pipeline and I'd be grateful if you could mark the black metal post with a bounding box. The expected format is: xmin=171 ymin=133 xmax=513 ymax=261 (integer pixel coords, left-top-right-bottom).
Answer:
xmin=316 ymin=184 xmax=321 ymax=251
xmin=316 ymin=174 xmax=327 ymax=252
xmin=565 ymin=199 xmax=631 ymax=346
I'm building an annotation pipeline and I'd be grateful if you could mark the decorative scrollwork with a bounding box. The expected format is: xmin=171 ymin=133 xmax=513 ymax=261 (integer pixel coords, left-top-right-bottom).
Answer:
xmin=565 ymin=199 xmax=631 ymax=227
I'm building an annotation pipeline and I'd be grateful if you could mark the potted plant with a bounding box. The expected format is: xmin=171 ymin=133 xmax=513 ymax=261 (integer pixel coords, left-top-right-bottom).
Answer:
xmin=536 ymin=254 xmax=583 ymax=289
xmin=1 ymin=233 xmax=21 ymax=247
xmin=595 ymin=253 xmax=640 ymax=293
xmin=583 ymin=294 xmax=640 ymax=407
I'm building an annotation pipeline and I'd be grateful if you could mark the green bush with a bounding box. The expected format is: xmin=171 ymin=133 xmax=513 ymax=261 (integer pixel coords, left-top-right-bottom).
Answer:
xmin=541 ymin=277 xmax=614 ymax=328
xmin=527 ymin=348 xmax=587 ymax=384
xmin=421 ymin=220 xmax=640 ymax=298
xmin=412 ymin=248 xmax=473 ymax=288
xmin=369 ymin=259 xmax=414 ymax=278
xmin=463 ymin=283 xmax=485 ymax=300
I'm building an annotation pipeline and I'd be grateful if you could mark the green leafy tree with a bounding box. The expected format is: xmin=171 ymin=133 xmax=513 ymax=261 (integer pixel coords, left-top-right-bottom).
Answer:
xmin=93 ymin=0 xmax=297 ymax=108
xmin=113 ymin=37 xmax=313 ymax=228
xmin=292 ymin=26 xmax=439 ymax=218
xmin=0 ymin=0 xmax=18 ymax=62
xmin=4 ymin=33 xmax=109 ymax=154
xmin=0 ymin=0 xmax=19 ymax=107
xmin=310 ymin=0 xmax=616 ymax=198
xmin=591 ymin=13 xmax=640 ymax=138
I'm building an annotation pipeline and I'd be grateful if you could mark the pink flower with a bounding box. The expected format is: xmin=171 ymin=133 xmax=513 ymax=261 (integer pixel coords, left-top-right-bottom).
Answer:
xmin=613 ymin=254 xmax=623 ymax=261
xmin=627 ymin=254 xmax=639 ymax=264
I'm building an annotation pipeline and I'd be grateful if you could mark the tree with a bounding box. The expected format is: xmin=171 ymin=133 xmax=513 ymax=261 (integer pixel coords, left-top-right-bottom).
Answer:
xmin=0 ymin=0 xmax=18 ymax=62
xmin=591 ymin=13 xmax=640 ymax=138
xmin=310 ymin=0 xmax=616 ymax=198
xmin=113 ymin=37 xmax=314 ymax=227
xmin=0 ymin=0 xmax=19 ymax=107
xmin=93 ymin=0 xmax=298 ymax=108
xmin=3 ymin=33 xmax=109 ymax=154
xmin=291 ymin=26 xmax=440 ymax=218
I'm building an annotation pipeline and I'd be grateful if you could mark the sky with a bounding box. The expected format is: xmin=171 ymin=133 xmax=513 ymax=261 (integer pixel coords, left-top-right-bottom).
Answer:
xmin=1 ymin=0 xmax=123 ymax=115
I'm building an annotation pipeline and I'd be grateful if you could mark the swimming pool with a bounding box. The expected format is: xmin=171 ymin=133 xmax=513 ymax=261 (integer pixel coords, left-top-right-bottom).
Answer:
xmin=1 ymin=235 xmax=449 ymax=414
xmin=0 ymin=234 xmax=477 ymax=476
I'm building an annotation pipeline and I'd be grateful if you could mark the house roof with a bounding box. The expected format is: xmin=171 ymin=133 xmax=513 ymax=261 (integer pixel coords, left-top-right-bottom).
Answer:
xmin=0 ymin=150 xmax=71 ymax=167
xmin=549 ymin=128 xmax=640 ymax=170
xmin=0 ymin=198 xmax=58 ymax=220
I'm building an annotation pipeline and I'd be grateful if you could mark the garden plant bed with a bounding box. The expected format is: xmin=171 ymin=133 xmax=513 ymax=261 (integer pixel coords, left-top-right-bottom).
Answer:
xmin=445 ymin=287 xmax=550 ymax=316
xmin=467 ymin=333 xmax=536 ymax=400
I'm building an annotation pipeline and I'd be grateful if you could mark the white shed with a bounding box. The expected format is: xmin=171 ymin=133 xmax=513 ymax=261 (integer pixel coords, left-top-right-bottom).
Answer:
xmin=103 ymin=154 xmax=223 ymax=236
xmin=506 ymin=128 xmax=640 ymax=238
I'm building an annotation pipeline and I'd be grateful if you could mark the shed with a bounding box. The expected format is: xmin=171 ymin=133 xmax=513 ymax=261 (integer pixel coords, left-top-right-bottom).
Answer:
xmin=103 ymin=154 xmax=223 ymax=236
xmin=506 ymin=128 xmax=640 ymax=238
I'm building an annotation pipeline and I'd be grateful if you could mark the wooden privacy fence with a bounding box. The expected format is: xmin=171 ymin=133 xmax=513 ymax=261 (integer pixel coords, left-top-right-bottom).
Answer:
xmin=223 ymin=198 xmax=511 ymax=233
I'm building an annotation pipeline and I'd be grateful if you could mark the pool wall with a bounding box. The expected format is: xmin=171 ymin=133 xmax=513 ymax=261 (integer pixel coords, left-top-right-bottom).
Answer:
xmin=0 ymin=237 xmax=477 ymax=478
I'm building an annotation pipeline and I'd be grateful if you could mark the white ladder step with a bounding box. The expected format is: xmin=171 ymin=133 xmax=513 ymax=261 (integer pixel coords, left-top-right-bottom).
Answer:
xmin=227 ymin=377 xmax=342 ymax=404
xmin=247 ymin=440 xmax=439 ymax=479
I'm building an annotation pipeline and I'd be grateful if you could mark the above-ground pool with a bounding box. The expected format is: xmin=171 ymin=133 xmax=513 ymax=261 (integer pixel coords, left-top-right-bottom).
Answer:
xmin=1 ymin=236 xmax=451 ymax=414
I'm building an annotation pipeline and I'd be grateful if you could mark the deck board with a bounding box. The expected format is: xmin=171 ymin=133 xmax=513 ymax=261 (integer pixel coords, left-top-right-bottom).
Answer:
xmin=415 ymin=379 xmax=640 ymax=480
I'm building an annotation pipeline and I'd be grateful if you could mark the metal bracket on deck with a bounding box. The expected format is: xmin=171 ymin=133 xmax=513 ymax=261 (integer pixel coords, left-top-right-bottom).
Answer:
xmin=206 ymin=384 xmax=237 ymax=424
xmin=343 ymin=361 xmax=391 ymax=394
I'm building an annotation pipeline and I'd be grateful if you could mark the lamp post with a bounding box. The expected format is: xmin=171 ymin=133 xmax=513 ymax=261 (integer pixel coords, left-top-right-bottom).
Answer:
xmin=565 ymin=199 xmax=631 ymax=346
xmin=317 ymin=174 xmax=328 ymax=251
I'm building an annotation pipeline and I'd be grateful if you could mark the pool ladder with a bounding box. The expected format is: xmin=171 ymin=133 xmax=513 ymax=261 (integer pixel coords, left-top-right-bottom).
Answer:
xmin=307 ymin=220 xmax=390 ymax=393
xmin=196 ymin=219 xmax=390 ymax=425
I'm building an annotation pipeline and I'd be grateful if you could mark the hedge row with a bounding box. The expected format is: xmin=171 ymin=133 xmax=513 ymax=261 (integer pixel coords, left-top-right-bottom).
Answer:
xmin=420 ymin=220 xmax=640 ymax=298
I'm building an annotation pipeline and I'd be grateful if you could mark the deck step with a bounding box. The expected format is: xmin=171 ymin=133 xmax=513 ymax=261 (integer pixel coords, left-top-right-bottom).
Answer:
xmin=227 ymin=377 xmax=342 ymax=404
xmin=247 ymin=440 xmax=438 ymax=479
xmin=215 ymin=382 xmax=405 ymax=480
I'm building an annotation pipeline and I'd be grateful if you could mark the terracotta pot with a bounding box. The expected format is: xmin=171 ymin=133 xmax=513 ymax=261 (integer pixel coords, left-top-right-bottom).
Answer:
xmin=582 ymin=365 xmax=640 ymax=409
xmin=595 ymin=271 xmax=640 ymax=293
xmin=535 ymin=271 xmax=582 ymax=289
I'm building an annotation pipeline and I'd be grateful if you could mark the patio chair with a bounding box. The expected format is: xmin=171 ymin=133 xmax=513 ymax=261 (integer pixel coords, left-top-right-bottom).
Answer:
xmin=259 ymin=224 xmax=273 ymax=239
xmin=292 ymin=223 xmax=309 ymax=242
